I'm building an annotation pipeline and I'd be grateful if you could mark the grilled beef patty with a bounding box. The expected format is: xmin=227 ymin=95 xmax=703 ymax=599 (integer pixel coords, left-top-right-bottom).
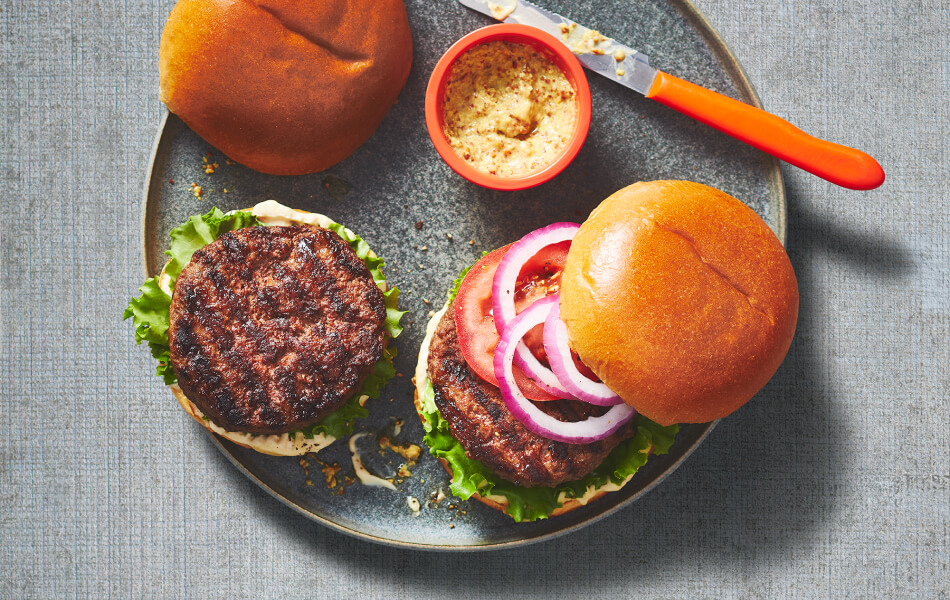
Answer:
xmin=426 ymin=305 xmax=636 ymax=487
xmin=169 ymin=225 xmax=386 ymax=434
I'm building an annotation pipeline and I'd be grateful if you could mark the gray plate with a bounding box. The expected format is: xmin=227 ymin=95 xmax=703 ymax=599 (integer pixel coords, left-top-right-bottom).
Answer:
xmin=141 ymin=0 xmax=785 ymax=550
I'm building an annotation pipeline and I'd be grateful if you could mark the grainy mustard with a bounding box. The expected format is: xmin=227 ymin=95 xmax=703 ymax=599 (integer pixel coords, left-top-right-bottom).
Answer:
xmin=442 ymin=41 xmax=576 ymax=178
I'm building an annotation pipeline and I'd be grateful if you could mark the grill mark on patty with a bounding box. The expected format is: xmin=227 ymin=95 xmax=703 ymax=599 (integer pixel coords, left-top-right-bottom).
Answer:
xmin=169 ymin=225 xmax=386 ymax=434
xmin=426 ymin=305 xmax=636 ymax=488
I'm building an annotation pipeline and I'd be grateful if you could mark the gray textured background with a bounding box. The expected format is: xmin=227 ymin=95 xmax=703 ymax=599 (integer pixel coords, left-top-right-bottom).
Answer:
xmin=1 ymin=0 xmax=947 ymax=597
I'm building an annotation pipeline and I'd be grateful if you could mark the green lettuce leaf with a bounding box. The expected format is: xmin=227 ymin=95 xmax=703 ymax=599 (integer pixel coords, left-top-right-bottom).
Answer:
xmin=124 ymin=277 xmax=171 ymax=346
xmin=298 ymin=346 xmax=397 ymax=440
xmin=124 ymin=206 xmax=404 ymax=439
xmin=164 ymin=207 xmax=264 ymax=288
xmin=328 ymin=222 xmax=407 ymax=338
xmin=416 ymin=259 xmax=678 ymax=522
xmin=420 ymin=380 xmax=678 ymax=522
xmin=123 ymin=208 xmax=264 ymax=382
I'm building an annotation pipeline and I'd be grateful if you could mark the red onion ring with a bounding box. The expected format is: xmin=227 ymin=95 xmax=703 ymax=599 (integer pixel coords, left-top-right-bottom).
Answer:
xmin=543 ymin=299 xmax=624 ymax=406
xmin=493 ymin=297 xmax=637 ymax=443
xmin=492 ymin=222 xmax=581 ymax=398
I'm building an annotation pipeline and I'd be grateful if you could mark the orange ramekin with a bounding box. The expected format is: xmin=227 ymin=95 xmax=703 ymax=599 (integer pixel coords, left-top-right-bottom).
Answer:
xmin=424 ymin=24 xmax=592 ymax=191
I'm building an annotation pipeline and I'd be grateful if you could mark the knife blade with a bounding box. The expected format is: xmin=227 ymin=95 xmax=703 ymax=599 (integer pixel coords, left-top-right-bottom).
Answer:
xmin=456 ymin=0 xmax=885 ymax=191
xmin=459 ymin=0 xmax=657 ymax=94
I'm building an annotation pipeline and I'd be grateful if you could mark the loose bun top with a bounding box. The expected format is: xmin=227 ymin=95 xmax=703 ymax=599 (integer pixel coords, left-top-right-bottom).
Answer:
xmin=159 ymin=0 xmax=412 ymax=175
xmin=560 ymin=181 xmax=798 ymax=425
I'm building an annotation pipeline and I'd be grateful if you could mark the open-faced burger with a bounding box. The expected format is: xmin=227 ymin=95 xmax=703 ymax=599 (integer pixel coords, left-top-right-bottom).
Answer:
xmin=126 ymin=201 xmax=405 ymax=456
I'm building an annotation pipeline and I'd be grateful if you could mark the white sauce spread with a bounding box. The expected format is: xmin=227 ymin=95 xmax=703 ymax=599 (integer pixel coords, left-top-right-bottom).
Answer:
xmin=349 ymin=432 xmax=397 ymax=490
xmin=251 ymin=199 xmax=335 ymax=228
xmin=487 ymin=0 xmax=516 ymax=20
xmin=171 ymin=384 xmax=335 ymax=456
xmin=414 ymin=303 xmax=449 ymax=394
xmin=559 ymin=24 xmax=610 ymax=55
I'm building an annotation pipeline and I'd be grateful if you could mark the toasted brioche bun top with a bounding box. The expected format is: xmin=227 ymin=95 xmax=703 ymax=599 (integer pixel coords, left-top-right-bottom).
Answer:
xmin=159 ymin=0 xmax=412 ymax=175
xmin=560 ymin=181 xmax=798 ymax=426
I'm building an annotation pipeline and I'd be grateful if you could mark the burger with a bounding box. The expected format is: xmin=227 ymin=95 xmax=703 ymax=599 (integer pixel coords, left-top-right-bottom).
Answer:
xmin=158 ymin=0 xmax=413 ymax=175
xmin=414 ymin=180 xmax=799 ymax=521
xmin=125 ymin=201 xmax=404 ymax=455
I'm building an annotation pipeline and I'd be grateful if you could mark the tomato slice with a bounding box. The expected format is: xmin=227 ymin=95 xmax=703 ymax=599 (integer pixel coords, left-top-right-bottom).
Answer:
xmin=454 ymin=241 xmax=571 ymax=401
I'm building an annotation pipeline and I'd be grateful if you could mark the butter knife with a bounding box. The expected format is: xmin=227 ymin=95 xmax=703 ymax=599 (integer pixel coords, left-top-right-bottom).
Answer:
xmin=458 ymin=0 xmax=884 ymax=190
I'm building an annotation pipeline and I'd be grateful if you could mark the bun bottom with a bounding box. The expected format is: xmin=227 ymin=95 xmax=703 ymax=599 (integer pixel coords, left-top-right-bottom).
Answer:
xmin=434 ymin=456 xmax=612 ymax=517
xmin=171 ymin=385 xmax=336 ymax=456
xmin=412 ymin=386 xmax=623 ymax=519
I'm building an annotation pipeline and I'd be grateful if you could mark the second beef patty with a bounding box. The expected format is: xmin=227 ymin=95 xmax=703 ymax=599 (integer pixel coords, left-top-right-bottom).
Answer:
xmin=426 ymin=305 xmax=636 ymax=488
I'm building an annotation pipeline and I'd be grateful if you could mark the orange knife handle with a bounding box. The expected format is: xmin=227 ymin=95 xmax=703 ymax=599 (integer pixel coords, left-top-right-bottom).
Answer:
xmin=646 ymin=71 xmax=885 ymax=190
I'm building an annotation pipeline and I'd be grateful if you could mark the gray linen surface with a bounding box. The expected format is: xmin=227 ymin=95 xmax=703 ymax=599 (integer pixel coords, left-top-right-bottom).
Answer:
xmin=1 ymin=0 xmax=947 ymax=597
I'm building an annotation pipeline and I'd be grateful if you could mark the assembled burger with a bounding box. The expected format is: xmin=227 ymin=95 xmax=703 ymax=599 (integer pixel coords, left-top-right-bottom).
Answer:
xmin=126 ymin=201 xmax=404 ymax=456
xmin=414 ymin=181 xmax=798 ymax=521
